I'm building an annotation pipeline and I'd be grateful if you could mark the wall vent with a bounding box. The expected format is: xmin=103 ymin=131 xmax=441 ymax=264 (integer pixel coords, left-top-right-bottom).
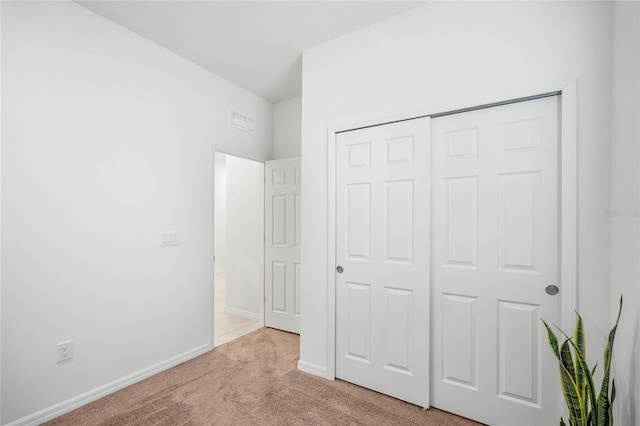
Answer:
xmin=230 ymin=109 xmax=256 ymax=134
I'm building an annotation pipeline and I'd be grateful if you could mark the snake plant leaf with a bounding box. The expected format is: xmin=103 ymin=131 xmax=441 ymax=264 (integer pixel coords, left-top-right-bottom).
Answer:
xmin=574 ymin=313 xmax=585 ymax=355
xmin=608 ymin=379 xmax=616 ymax=423
xmin=559 ymin=361 xmax=585 ymax=426
xmin=543 ymin=320 xmax=561 ymax=359
xmin=565 ymin=334 xmax=597 ymax=418
xmin=543 ymin=295 xmax=622 ymax=426
xmin=543 ymin=319 xmax=587 ymax=426
xmin=596 ymin=351 xmax=612 ymax=426
xmin=561 ymin=339 xmax=590 ymax=425
xmin=611 ymin=378 xmax=616 ymax=405
xmin=560 ymin=340 xmax=577 ymax=386
xmin=574 ymin=313 xmax=586 ymax=401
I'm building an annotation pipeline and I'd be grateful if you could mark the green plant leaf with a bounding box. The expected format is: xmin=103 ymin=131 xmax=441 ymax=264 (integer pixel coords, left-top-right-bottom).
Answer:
xmin=564 ymin=334 xmax=597 ymax=422
xmin=608 ymin=379 xmax=616 ymax=426
xmin=543 ymin=319 xmax=561 ymax=359
xmin=561 ymin=340 xmax=577 ymax=385
xmin=559 ymin=340 xmax=589 ymax=426
xmin=574 ymin=314 xmax=586 ymax=399
xmin=544 ymin=319 xmax=587 ymax=425
xmin=543 ymin=295 xmax=622 ymax=426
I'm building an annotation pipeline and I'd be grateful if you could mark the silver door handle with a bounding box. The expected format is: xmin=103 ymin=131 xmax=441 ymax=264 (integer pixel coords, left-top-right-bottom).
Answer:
xmin=545 ymin=285 xmax=559 ymax=295
xmin=336 ymin=266 xmax=344 ymax=274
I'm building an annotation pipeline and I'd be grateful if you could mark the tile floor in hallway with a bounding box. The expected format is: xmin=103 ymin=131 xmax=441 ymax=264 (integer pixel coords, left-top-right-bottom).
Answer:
xmin=214 ymin=272 xmax=262 ymax=347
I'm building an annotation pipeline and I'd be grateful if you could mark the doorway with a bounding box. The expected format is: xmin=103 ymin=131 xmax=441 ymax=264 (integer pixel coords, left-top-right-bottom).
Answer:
xmin=213 ymin=152 xmax=264 ymax=347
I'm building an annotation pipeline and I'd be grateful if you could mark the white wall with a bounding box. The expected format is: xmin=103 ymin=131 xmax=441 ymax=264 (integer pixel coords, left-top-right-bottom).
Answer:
xmin=300 ymin=0 xmax=617 ymax=407
xmin=610 ymin=3 xmax=640 ymax=425
xmin=1 ymin=2 xmax=272 ymax=424
xmin=273 ymin=96 xmax=302 ymax=159
xmin=225 ymin=155 xmax=264 ymax=319
xmin=214 ymin=153 xmax=227 ymax=273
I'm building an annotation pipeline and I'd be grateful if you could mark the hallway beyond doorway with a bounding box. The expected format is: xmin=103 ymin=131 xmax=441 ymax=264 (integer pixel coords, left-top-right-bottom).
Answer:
xmin=214 ymin=272 xmax=261 ymax=347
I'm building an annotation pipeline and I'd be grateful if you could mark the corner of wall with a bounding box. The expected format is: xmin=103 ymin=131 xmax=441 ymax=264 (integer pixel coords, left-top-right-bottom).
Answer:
xmin=273 ymin=96 xmax=302 ymax=159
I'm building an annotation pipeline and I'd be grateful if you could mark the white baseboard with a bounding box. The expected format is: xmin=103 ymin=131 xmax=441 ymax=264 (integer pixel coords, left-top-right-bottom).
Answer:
xmin=224 ymin=305 xmax=261 ymax=321
xmin=6 ymin=344 xmax=211 ymax=426
xmin=297 ymin=360 xmax=330 ymax=379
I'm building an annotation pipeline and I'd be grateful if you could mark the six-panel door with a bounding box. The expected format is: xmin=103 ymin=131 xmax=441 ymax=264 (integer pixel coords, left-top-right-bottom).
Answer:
xmin=265 ymin=157 xmax=302 ymax=334
xmin=431 ymin=96 xmax=561 ymax=425
xmin=335 ymin=118 xmax=431 ymax=407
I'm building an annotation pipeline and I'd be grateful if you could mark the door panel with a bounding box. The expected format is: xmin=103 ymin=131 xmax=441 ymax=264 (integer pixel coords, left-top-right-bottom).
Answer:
xmin=265 ymin=157 xmax=301 ymax=333
xmin=336 ymin=117 xmax=430 ymax=407
xmin=431 ymin=96 xmax=560 ymax=425
xmin=442 ymin=294 xmax=477 ymax=389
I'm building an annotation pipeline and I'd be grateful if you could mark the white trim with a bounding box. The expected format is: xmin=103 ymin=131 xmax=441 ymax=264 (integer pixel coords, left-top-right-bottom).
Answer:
xmin=297 ymin=360 xmax=330 ymax=379
xmin=214 ymin=147 xmax=270 ymax=164
xmin=209 ymin=146 xmax=217 ymax=350
xmin=326 ymin=126 xmax=337 ymax=381
xmin=559 ymin=80 xmax=578 ymax=334
xmin=5 ymin=344 xmax=211 ymax=426
xmin=326 ymin=79 xmax=578 ymax=388
xmin=225 ymin=306 xmax=262 ymax=322
xmin=258 ymin=161 xmax=266 ymax=328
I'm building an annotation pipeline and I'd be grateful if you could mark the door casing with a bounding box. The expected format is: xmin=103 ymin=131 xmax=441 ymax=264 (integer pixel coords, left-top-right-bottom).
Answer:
xmin=325 ymin=80 xmax=578 ymax=414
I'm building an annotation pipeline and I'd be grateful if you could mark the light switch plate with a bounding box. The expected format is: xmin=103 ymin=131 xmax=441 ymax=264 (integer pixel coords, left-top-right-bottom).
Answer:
xmin=160 ymin=231 xmax=180 ymax=247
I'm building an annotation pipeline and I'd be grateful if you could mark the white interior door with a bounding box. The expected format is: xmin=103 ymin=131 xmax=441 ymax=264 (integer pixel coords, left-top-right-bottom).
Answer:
xmin=265 ymin=157 xmax=301 ymax=334
xmin=336 ymin=118 xmax=430 ymax=407
xmin=431 ymin=96 xmax=560 ymax=425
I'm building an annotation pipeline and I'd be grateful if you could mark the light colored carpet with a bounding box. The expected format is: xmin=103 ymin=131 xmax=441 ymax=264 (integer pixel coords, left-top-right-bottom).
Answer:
xmin=46 ymin=328 xmax=481 ymax=425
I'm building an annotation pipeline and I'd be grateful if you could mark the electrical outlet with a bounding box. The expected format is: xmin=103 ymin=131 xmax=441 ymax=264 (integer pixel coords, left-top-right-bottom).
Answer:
xmin=57 ymin=340 xmax=73 ymax=363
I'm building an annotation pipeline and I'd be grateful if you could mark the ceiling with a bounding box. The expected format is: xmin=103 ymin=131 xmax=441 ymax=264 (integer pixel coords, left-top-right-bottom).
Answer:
xmin=77 ymin=1 xmax=426 ymax=103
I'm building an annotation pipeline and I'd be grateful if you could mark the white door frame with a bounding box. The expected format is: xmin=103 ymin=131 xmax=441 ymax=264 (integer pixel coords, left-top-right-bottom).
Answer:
xmin=326 ymin=79 xmax=577 ymax=382
xmin=209 ymin=147 xmax=266 ymax=350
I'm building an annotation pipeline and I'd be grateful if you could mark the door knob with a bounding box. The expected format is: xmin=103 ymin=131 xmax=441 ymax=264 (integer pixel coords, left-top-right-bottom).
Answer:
xmin=545 ymin=285 xmax=559 ymax=295
xmin=336 ymin=265 xmax=344 ymax=274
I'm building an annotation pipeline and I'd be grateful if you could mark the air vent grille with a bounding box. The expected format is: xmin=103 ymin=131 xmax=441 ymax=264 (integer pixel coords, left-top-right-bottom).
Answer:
xmin=230 ymin=109 xmax=256 ymax=134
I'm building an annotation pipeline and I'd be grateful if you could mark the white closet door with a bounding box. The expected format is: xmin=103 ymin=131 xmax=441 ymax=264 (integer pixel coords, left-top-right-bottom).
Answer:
xmin=431 ymin=96 xmax=561 ymax=425
xmin=336 ymin=118 xmax=430 ymax=407
xmin=265 ymin=157 xmax=301 ymax=334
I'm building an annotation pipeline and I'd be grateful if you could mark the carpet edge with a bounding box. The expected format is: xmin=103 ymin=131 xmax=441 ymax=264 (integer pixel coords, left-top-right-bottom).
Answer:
xmin=6 ymin=343 xmax=212 ymax=426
